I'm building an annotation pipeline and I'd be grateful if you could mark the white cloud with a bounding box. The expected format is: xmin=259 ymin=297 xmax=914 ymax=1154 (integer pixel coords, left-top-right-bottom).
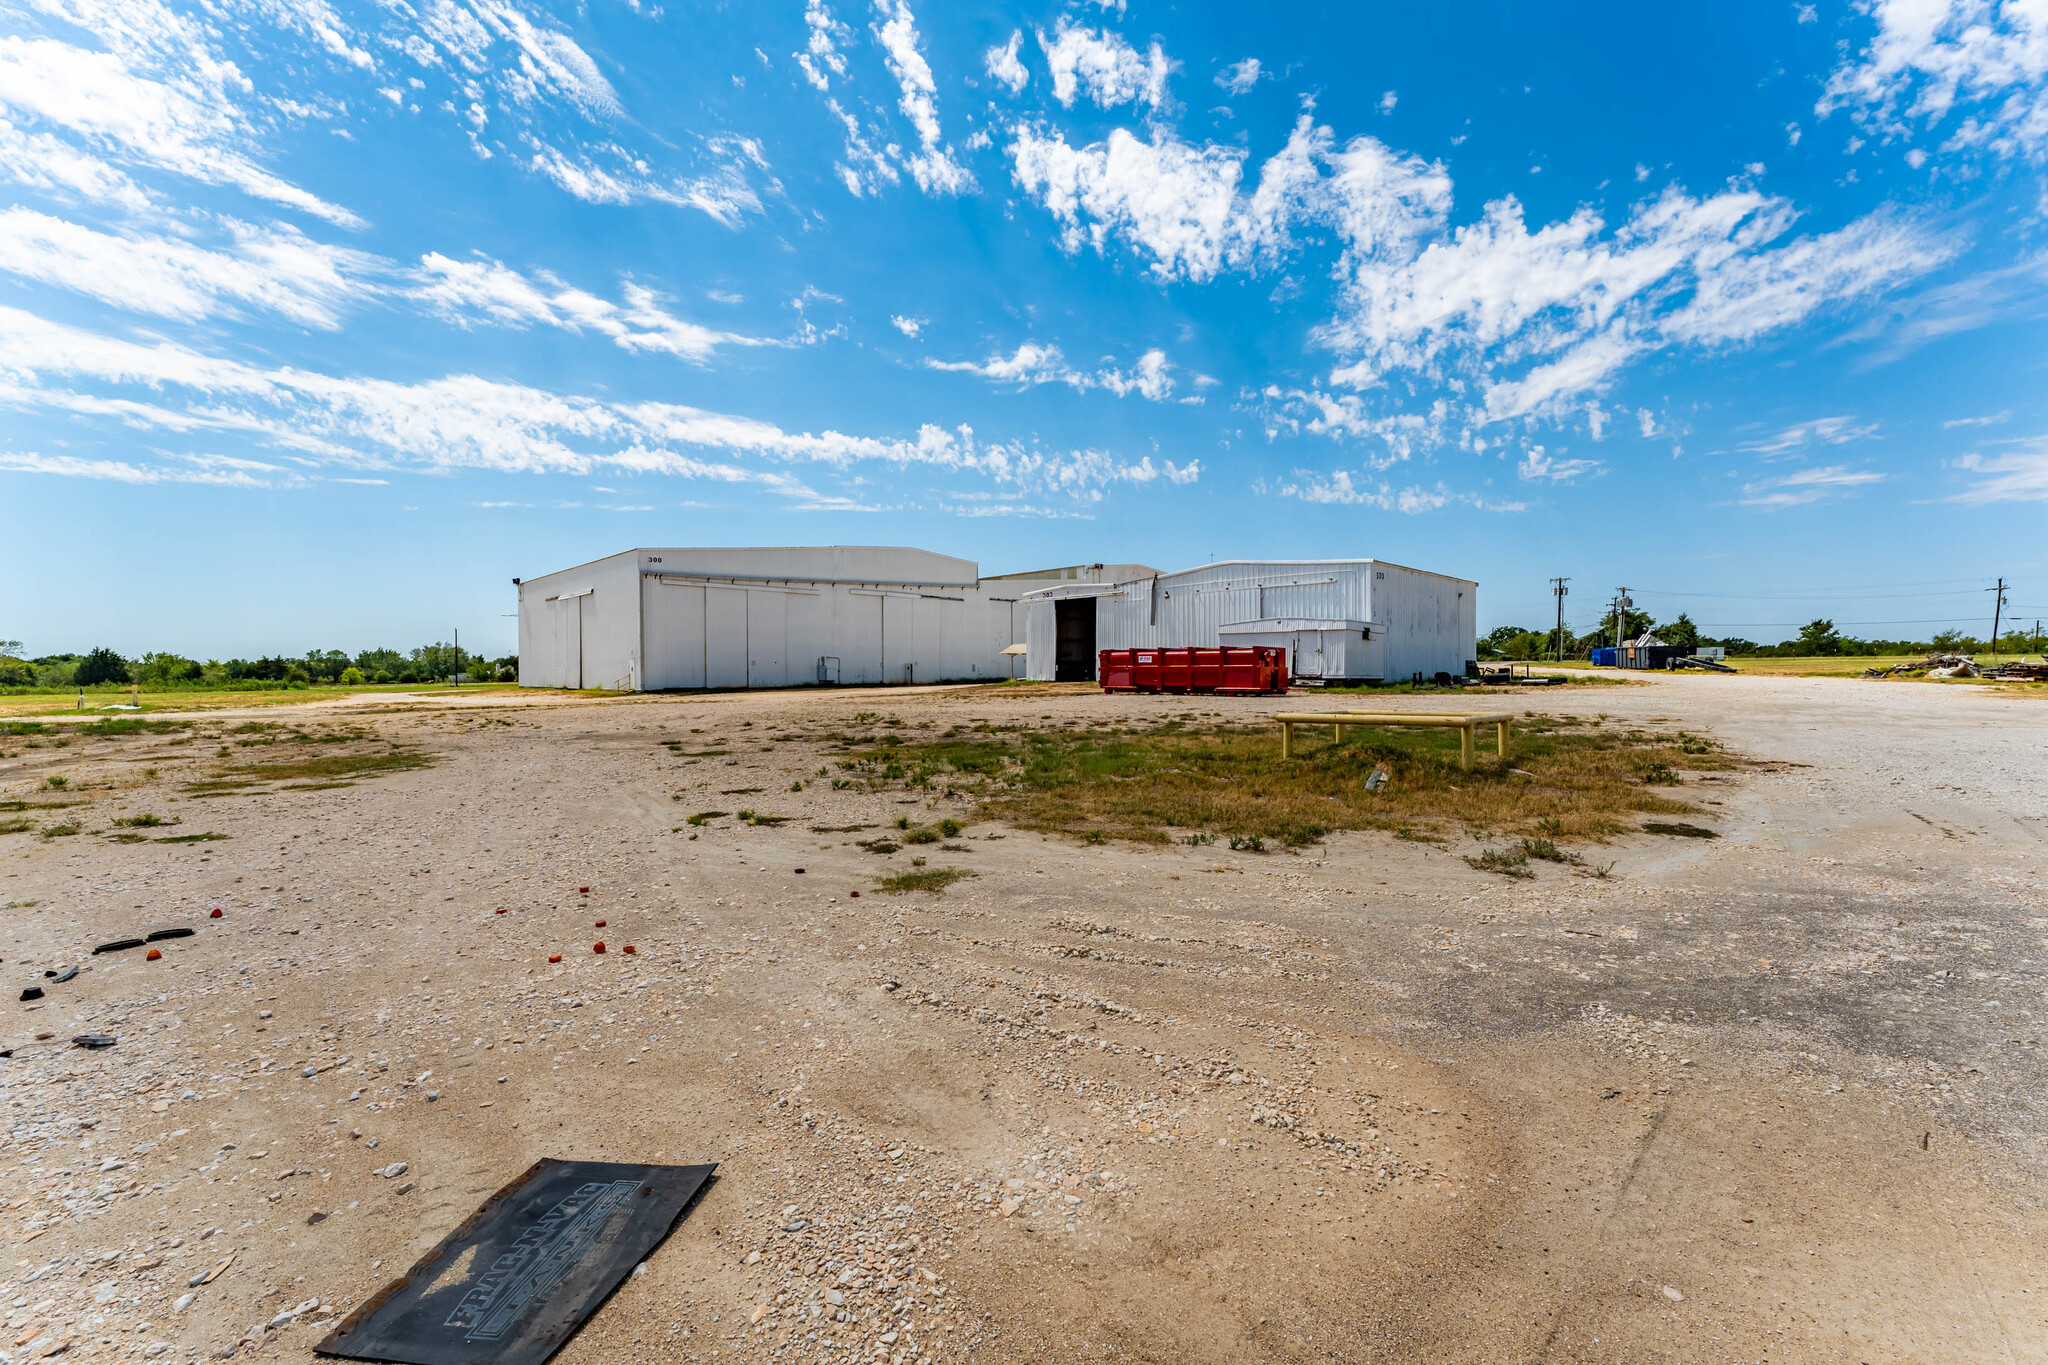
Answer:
xmin=1952 ymin=436 xmax=2048 ymax=501
xmin=797 ymin=0 xmax=851 ymax=92
xmin=985 ymin=30 xmax=1028 ymax=94
xmin=0 ymin=305 xmax=1184 ymax=500
xmin=0 ymin=118 xmax=151 ymax=211
xmin=1099 ymin=348 xmax=1173 ymax=400
xmin=926 ymin=341 xmax=1177 ymax=399
xmin=410 ymin=253 xmax=772 ymax=362
xmin=1378 ymin=90 xmax=1398 ymax=114
xmin=0 ymin=34 xmax=360 ymax=226
xmin=0 ymin=449 xmax=285 ymax=487
xmin=872 ymin=0 xmax=974 ymax=195
xmin=889 ymin=314 xmax=925 ymax=337
xmin=0 ymin=208 xmax=380 ymax=328
xmin=1944 ymin=409 xmax=2010 ymax=427
xmin=824 ymin=98 xmax=899 ymax=196
xmin=1215 ymin=58 xmax=1261 ymax=96
xmin=1266 ymin=468 xmax=1523 ymax=513
xmin=523 ymin=140 xmax=764 ymax=226
xmin=1736 ymin=416 xmax=1880 ymax=456
xmin=1740 ymin=464 xmax=1886 ymax=507
xmin=1040 ymin=19 xmax=1171 ymax=110
xmin=1517 ymin=447 xmax=1603 ymax=482
xmin=1820 ymin=0 xmax=2048 ymax=160
xmin=1010 ymin=115 xmax=1452 ymax=286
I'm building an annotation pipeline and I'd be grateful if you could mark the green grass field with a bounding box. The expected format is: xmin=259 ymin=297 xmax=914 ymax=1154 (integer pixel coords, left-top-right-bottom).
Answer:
xmin=0 ymin=681 xmax=525 ymax=719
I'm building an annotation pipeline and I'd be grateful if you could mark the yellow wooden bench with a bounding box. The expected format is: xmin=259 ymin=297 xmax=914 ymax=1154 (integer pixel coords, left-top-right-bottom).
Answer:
xmin=1276 ymin=710 xmax=1512 ymax=770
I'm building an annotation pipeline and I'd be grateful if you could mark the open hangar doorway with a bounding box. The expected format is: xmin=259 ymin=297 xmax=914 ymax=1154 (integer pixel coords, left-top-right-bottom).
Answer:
xmin=1055 ymin=598 xmax=1097 ymax=681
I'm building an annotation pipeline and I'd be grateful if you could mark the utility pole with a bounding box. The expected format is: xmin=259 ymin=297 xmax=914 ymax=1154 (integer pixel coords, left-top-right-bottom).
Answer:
xmin=1612 ymin=587 xmax=1632 ymax=651
xmin=1550 ymin=577 xmax=1570 ymax=662
xmin=1987 ymin=578 xmax=2007 ymax=662
xmin=453 ymin=627 xmax=460 ymax=685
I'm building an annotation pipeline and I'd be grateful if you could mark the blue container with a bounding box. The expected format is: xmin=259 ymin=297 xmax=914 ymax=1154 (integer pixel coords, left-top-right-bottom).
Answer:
xmin=1589 ymin=647 xmax=1618 ymax=667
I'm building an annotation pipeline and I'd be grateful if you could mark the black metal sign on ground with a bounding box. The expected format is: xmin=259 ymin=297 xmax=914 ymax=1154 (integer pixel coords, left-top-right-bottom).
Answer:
xmin=315 ymin=1159 xmax=716 ymax=1365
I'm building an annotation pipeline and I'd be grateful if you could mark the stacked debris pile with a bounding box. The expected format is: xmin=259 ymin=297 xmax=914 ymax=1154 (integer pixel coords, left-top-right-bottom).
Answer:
xmin=1924 ymin=653 xmax=1979 ymax=678
xmin=1988 ymin=660 xmax=2048 ymax=681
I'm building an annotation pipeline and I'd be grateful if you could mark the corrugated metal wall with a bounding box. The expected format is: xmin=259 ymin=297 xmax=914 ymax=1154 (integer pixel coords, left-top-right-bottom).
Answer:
xmin=1024 ymin=559 xmax=1474 ymax=682
xmin=520 ymin=545 xmax=1036 ymax=690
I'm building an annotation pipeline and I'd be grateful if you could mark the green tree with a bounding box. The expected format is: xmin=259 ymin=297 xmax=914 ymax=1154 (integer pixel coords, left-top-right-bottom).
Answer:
xmin=1794 ymin=619 xmax=1843 ymax=656
xmin=135 ymin=652 xmax=202 ymax=685
xmin=412 ymin=642 xmax=463 ymax=679
xmin=1654 ymin=613 xmax=1700 ymax=652
xmin=74 ymin=647 xmax=131 ymax=686
xmin=1929 ymin=629 xmax=1970 ymax=652
xmin=1480 ymin=625 xmax=1528 ymax=658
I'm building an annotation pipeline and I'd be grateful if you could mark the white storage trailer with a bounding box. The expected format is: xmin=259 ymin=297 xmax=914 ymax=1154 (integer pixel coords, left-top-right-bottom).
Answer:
xmin=1020 ymin=559 xmax=1476 ymax=684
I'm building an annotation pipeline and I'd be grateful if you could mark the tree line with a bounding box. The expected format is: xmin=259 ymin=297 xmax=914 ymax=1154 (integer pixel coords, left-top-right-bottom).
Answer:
xmin=0 ymin=643 xmax=518 ymax=690
xmin=1480 ymin=612 xmax=2043 ymax=661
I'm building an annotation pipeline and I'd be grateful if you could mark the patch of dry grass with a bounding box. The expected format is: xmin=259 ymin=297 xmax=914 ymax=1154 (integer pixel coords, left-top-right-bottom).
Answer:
xmin=859 ymin=713 xmax=1737 ymax=847
xmin=184 ymin=745 xmax=434 ymax=795
xmin=874 ymin=867 xmax=974 ymax=895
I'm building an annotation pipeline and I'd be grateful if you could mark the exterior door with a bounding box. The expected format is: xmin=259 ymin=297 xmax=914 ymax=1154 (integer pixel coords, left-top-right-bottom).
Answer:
xmin=882 ymin=594 xmax=914 ymax=684
xmin=746 ymin=591 xmax=787 ymax=688
xmin=1055 ymin=599 xmax=1096 ymax=681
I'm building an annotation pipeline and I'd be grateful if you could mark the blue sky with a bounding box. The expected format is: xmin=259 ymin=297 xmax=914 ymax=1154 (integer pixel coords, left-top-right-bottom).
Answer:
xmin=4 ymin=0 xmax=2048 ymax=657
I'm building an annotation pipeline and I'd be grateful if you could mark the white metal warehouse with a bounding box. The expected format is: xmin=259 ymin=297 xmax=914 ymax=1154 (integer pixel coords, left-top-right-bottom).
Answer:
xmin=1019 ymin=559 xmax=1477 ymax=684
xmin=516 ymin=546 xmax=1475 ymax=690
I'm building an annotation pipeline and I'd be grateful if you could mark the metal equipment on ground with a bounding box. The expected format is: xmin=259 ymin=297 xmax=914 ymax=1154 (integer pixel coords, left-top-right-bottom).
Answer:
xmin=317 ymin=1158 xmax=715 ymax=1365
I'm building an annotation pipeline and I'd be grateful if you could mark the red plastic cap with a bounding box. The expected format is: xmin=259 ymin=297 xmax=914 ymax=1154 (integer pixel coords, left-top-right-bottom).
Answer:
xmin=547 ymin=954 xmax=563 ymax=963
xmin=622 ymin=945 xmax=637 ymax=955
xmin=146 ymin=948 xmax=162 ymax=961
xmin=579 ymin=886 xmax=591 ymax=894
xmin=849 ymin=890 xmax=860 ymax=898
xmin=495 ymin=908 xmax=507 ymax=915
xmin=594 ymin=919 xmax=607 ymax=928
xmin=209 ymin=908 xmax=223 ymax=918
xmin=593 ymin=942 xmax=606 ymax=954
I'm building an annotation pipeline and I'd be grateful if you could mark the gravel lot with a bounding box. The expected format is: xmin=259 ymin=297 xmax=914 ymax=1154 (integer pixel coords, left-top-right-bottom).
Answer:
xmin=2 ymin=672 xmax=2043 ymax=1364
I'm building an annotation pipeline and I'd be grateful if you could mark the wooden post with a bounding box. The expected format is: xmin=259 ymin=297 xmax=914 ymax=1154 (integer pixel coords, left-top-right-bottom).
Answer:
xmin=1460 ymin=723 xmax=1475 ymax=771
xmin=1496 ymin=719 xmax=1509 ymax=758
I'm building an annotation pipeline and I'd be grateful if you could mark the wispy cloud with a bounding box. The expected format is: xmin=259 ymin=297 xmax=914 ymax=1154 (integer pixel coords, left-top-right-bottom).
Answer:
xmin=1736 ymin=416 xmax=1880 ymax=457
xmin=1740 ymin=464 xmax=1886 ymax=507
xmin=410 ymin=253 xmax=776 ymax=362
xmin=0 ymin=208 xmax=381 ymax=328
xmin=926 ymin=342 xmax=1177 ymax=399
xmin=1264 ymin=468 xmax=1524 ymax=513
xmin=0 ymin=305 xmax=1191 ymax=503
xmin=1215 ymin=58 xmax=1262 ymax=96
xmin=1952 ymin=436 xmax=2048 ymax=504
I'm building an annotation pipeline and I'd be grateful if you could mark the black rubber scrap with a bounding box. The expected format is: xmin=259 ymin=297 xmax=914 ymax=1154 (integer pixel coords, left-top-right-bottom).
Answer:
xmin=72 ymin=1034 xmax=117 ymax=1049
xmin=18 ymin=987 xmax=42 ymax=1002
xmin=45 ymin=965 xmax=78 ymax=982
xmin=93 ymin=938 xmax=146 ymax=955
xmin=146 ymin=927 xmax=196 ymax=942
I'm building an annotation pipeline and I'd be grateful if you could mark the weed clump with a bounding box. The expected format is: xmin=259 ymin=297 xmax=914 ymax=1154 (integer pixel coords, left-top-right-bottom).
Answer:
xmin=1465 ymin=847 xmax=1533 ymax=878
xmin=875 ymin=867 xmax=974 ymax=895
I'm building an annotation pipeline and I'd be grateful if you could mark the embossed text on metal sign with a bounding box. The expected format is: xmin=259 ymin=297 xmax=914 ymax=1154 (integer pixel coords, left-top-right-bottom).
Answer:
xmin=444 ymin=1180 xmax=643 ymax=1342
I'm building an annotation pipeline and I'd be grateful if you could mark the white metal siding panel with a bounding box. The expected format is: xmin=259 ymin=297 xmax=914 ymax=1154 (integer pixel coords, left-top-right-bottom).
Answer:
xmin=642 ymin=579 xmax=706 ymax=690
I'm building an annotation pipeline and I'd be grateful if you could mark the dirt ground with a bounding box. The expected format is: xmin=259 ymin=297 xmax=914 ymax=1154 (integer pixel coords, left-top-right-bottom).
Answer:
xmin=2 ymin=673 xmax=2044 ymax=1365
